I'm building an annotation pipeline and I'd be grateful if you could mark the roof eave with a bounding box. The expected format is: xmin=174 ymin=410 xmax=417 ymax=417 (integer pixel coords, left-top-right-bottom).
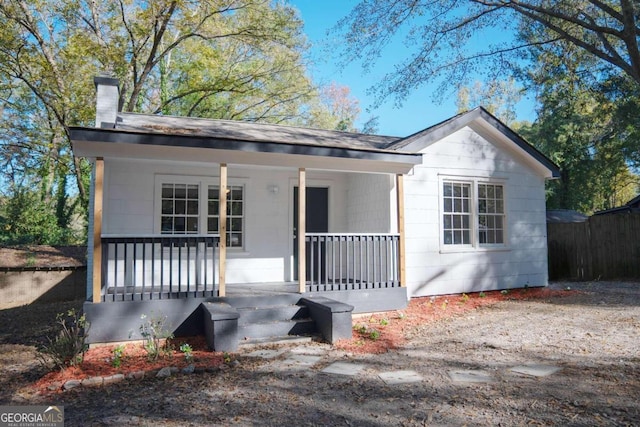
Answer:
xmin=70 ymin=127 xmax=422 ymax=174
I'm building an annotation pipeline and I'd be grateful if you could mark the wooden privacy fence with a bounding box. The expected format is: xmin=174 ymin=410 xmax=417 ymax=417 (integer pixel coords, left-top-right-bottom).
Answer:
xmin=547 ymin=213 xmax=640 ymax=280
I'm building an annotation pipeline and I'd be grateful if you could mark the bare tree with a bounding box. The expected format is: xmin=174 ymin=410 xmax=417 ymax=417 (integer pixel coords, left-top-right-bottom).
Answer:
xmin=336 ymin=0 xmax=640 ymax=103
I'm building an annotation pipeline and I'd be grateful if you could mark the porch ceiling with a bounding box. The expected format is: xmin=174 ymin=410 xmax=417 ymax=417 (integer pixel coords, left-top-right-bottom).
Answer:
xmin=70 ymin=126 xmax=421 ymax=174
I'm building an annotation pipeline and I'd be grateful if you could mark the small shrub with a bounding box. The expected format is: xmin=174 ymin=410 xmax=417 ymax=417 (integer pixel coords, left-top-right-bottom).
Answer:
xmin=379 ymin=318 xmax=389 ymax=326
xmin=501 ymin=289 xmax=509 ymax=295
xmin=180 ymin=343 xmax=194 ymax=362
xmin=223 ymin=352 xmax=232 ymax=364
xmin=396 ymin=311 xmax=406 ymax=320
xmin=353 ymin=324 xmax=367 ymax=334
xmin=369 ymin=329 xmax=380 ymax=340
xmin=111 ymin=344 xmax=125 ymax=368
xmin=38 ymin=309 xmax=90 ymax=370
xmin=139 ymin=313 xmax=174 ymax=361
xmin=479 ymin=291 xmax=486 ymax=298
xmin=461 ymin=293 xmax=470 ymax=303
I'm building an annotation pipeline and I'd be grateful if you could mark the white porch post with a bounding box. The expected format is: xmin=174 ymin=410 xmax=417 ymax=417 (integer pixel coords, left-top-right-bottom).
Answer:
xmin=92 ymin=158 xmax=104 ymax=303
xmin=298 ymin=168 xmax=306 ymax=293
xmin=218 ymin=163 xmax=227 ymax=297
xmin=396 ymin=174 xmax=407 ymax=287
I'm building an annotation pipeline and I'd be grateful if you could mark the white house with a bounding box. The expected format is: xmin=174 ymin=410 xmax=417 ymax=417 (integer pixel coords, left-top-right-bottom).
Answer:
xmin=71 ymin=77 xmax=559 ymax=347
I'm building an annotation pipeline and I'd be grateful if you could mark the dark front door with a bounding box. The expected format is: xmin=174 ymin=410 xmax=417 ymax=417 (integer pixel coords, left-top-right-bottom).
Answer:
xmin=293 ymin=187 xmax=329 ymax=281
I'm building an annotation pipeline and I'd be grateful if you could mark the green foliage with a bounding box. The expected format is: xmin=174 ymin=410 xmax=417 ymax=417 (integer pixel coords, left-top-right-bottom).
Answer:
xmin=0 ymin=187 xmax=80 ymax=245
xmin=1 ymin=0 xmax=358 ymax=244
xmin=354 ymin=321 xmax=383 ymax=341
xmin=179 ymin=343 xmax=193 ymax=363
xmin=479 ymin=292 xmax=486 ymax=298
xmin=460 ymin=293 xmax=469 ymax=303
xmin=38 ymin=309 xmax=90 ymax=371
xmin=111 ymin=344 xmax=126 ymax=368
xmin=518 ymin=40 xmax=640 ymax=214
xmin=139 ymin=313 xmax=174 ymax=362
xmin=353 ymin=323 xmax=367 ymax=334
xmin=456 ymin=79 xmax=523 ymax=126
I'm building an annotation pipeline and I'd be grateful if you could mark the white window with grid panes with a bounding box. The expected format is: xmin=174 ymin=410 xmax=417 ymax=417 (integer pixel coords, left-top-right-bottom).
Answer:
xmin=478 ymin=183 xmax=505 ymax=245
xmin=156 ymin=176 xmax=246 ymax=249
xmin=441 ymin=178 xmax=506 ymax=249
xmin=160 ymin=183 xmax=200 ymax=234
xmin=442 ymin=182 xmax=472 ymax=245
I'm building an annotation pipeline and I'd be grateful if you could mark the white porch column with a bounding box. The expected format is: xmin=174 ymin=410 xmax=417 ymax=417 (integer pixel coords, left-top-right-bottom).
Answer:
xmin=396 ymin=174 xmax=406 ymax=287
xmin=298 ymin=168 xmax=306 ymax=293
xmin=92 ymin=158 xmax=104 ymax=303
xmin=218 ymin=163 xmax=227 ymax=297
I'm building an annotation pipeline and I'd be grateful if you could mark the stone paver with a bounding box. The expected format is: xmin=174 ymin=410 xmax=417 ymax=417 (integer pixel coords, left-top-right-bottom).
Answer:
xmin=448 ymin=370 xmax=495 ymax=383
xmin=245 ymin=349 xmax=286 ymax=359
xmin=245 ymin=344 xmax=563 ymax=386
xmin=378 ymin=370 xmax=423 ymax=385
xmin=510 ymin=364 xmax=562 ymax=377
xmin=321 ymin=362 xmax=366 ymax=376
xmin=284 ymin=354 xmax=322 ymax=366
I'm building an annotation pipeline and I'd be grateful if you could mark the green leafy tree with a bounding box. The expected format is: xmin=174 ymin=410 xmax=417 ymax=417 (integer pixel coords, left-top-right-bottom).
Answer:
xmin=456 ymin=78 xmax=523 ymax=126
xmin=517 ymin=17 xmax=640 ymax=213
xmin=519 ymin=70 xmax=638 ymax=213
xmin=0 ymin=0 xmax=351 ymax=244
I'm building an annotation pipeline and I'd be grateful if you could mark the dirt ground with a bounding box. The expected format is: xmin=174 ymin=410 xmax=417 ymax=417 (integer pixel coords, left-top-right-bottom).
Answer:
xmin=1 ymin=281 xmax=638 ymax=426
xmin=0 ymin=245 xmax=86 ymax=268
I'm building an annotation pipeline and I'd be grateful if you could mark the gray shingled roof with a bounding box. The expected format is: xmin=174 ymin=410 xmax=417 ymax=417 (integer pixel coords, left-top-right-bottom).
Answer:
xmin=116 ymin=112 xmax=401 ymax=153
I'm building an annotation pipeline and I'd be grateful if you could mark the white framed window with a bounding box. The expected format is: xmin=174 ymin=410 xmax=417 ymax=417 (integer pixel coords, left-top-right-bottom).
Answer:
xmin=440 ymin=177 xmax=506 ymax=249
xmin=478 ymin=183 xmax=505 ymax=245
xmin=160 ymin=183 xmax=200 ymax=234
xmin=155 ymin=175 xmax=246 ymax=249
xmin=442 ymin=182 xmax=472 ymax=245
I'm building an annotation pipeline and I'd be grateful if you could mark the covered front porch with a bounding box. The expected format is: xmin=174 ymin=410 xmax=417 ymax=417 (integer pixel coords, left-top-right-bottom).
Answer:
xmin=71 ymin=103 xmax=420 ymax=345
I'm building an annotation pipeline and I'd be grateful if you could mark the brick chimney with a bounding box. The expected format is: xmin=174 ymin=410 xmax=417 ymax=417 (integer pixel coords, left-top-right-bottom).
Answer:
xmin=94 ymin=76 xmax=120 ymax=128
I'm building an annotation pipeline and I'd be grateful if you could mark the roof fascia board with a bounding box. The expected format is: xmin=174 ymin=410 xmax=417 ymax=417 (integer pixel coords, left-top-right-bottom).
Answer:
xmin=70 ymin=127 xmax=422 ymax=165
xmin=392 ymin=108 xmax=560 ymax=178
xmin=71 ymin=130 xmax=420 ymax=174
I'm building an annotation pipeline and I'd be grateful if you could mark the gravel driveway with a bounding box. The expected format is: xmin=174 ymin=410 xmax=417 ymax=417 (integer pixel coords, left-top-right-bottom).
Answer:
xmin=2 ymin=281 xmax=639 ymax=426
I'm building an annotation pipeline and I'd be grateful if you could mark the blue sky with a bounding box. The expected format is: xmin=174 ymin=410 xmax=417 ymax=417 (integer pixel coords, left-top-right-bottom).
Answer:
xmin=289 ymin=1 xmax=537 ymax=136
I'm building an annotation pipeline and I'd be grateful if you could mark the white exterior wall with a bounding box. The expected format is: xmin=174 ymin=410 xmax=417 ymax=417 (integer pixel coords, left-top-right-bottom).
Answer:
xmin=404 ymin=126 xmax=549 ymax=297
xmin=346 ymin=173 xmax=394 ymax=233
xmin=102 ymin=159 xmax=352 ymax=284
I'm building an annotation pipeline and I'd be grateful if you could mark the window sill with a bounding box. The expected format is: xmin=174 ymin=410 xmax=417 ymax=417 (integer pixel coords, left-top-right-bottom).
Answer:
xmin=225 ymin=249 xmax=251 ymax=257
xmin=439 ymin=245 xmax=510 ymax=254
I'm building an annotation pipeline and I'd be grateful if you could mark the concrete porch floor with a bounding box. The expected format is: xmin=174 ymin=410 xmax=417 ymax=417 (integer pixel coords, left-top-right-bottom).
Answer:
xmin=225 ymin=282 xmax=300 ymax=296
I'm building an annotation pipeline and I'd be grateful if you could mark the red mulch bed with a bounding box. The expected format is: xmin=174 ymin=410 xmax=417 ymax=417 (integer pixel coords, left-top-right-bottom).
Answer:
xmin=34 ymin=287 xmax=574 ymax=393
xmin=34 ymin=336 xmax=223 ymax=394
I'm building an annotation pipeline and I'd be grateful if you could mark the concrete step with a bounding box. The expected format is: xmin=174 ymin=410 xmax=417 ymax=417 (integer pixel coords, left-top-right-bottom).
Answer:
xmin=210 ymin=294 xmax=301 ymax=309
xmin=239 ymin=335 xmax=314 ymax=348
xmin=237 ymin=304 xmax=309 ymax=325
xmin=238 ymin=318 xmax=316 ymax=341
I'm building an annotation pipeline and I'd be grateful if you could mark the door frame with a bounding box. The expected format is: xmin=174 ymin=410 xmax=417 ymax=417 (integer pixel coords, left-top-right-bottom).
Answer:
xmin=293 ymin=186 xmax=329 ymax=281
xmin=288 ymin=178 xmax=333 ymax=281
